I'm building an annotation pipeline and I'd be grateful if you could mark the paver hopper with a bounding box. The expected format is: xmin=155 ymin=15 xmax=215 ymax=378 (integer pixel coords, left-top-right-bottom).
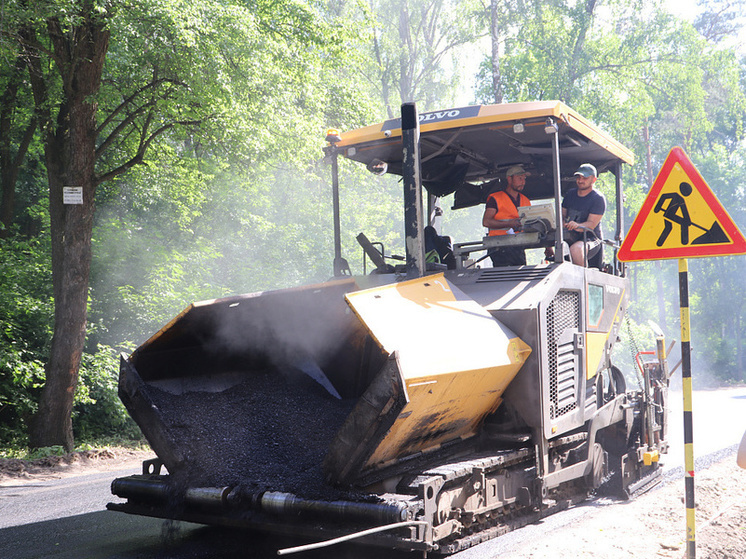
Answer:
xmin=117 ymin=273 xmax=530 ymax=493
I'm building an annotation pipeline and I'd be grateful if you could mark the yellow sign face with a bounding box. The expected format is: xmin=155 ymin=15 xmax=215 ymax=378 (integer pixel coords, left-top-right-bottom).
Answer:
xmin=629 ymin=162 xmax=727 ymax=251
xmin=618 ymin=147 xmax=746 ymax=261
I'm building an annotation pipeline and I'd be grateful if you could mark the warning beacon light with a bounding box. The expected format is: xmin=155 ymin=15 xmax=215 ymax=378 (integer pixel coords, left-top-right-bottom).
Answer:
xmin=325 ymin=128 xmax=342 ymax=144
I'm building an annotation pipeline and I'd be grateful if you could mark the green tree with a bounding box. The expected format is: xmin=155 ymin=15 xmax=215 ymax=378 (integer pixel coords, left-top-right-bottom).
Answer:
xmin=365 ymin=0 xmax=481 ymax=116
xmin=0 ymin=232 xmax=52 ymax=443
xmin=0 ymin=37 xmax=39 ymax=238
xmin=470 ymin=0 xmax=746 ymax=382
xmin=0 ymin=0 xmax=355 ymax=450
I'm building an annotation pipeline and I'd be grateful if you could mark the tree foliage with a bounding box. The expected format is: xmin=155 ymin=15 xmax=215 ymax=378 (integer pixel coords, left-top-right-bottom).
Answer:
xmin=361 ymin=0 xmax=482 ymax=116
xmin=0 ymin=0 xmax=374 ymax=449
xmin=473 ymin=0 xmax=746 ymax=376
xmin=1 ymin=0 xmax=745 ymax=449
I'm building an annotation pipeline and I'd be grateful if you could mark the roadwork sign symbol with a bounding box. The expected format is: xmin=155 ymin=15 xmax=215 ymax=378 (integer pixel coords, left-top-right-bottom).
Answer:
xmin=618 ymin=147 xmax=746 ymax=262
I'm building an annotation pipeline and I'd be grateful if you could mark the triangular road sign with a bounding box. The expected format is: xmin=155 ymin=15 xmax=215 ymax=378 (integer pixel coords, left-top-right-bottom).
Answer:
xmin=618 ymin=147 xmax=746 ymax=262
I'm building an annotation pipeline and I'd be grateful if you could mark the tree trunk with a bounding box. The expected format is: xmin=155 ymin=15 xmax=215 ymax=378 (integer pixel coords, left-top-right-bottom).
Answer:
xmin=738 ymin=313 xmax=744 ymax=381
xmin=490 ymin=0 xmax=503 ymax=104
xmin=398 ymin=3 xmax=414 ymax=103
xmin=642 ymin=123 xmax=668 ymax=332
xmin=656 ymin=261 xmax=666 ymax=331
xmin=566 ymin=0 xmax=597 ymax=101
xmin=0 ymin=54 xmax=37 ymax=237
xmin=29 ymin=9 xmax=110 ymax=451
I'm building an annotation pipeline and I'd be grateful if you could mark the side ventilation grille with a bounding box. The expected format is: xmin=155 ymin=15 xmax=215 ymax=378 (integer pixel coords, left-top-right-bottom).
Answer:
xmin=547 ymin=290 xmax=580 ymax=419
xmin=475 ymin=267 xmax=553 ymax=284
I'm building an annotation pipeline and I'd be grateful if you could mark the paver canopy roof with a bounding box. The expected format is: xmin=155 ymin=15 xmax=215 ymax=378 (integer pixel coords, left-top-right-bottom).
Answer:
xmin=335 ymin=101 xmax=633 ymax=207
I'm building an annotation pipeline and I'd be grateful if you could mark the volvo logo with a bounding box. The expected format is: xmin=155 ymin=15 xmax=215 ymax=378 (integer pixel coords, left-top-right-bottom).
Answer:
xmin=419 ymin=110 xmax=461 ymax=122
xmin=380 ymin=105 xmax=480 ymax=132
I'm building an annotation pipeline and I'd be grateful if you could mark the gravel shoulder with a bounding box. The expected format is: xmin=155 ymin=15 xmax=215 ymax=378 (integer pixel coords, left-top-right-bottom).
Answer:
xmin=0 ymin=447 xmax=155 ymax=486
xmin=497 ymin=449 xmax=746 ymax=559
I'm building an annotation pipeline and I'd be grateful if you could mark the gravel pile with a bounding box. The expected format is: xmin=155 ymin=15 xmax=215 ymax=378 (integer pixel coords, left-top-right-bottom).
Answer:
xmin=147 ymin=368 xmax=357 ymax=499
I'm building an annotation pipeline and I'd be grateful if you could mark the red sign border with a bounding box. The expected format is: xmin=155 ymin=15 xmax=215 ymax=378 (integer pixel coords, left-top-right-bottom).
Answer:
xmin=618 ymin=146 xmax=746 ymax=262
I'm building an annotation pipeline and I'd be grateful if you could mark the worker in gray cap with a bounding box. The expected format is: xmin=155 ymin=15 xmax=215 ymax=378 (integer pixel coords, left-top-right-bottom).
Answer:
xmin=482 ymin=165 xmax=531 ymax=266
xmin=562 ymin=163 xmax=605 ymax=266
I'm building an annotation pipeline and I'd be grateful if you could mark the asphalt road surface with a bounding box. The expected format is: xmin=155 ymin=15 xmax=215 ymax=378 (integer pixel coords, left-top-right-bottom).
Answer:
xmin=0 ymin=464 xmax=412 ymax=559
xmin=1 ymin=387 xmax=744 ymax=559
xmin=665 ymin=386 xmax=746 ymax=468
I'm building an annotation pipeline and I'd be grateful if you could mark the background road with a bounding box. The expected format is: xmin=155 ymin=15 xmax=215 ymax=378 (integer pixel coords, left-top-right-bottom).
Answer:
xmin=665 ymin=386 xmax=746 ymax=468
xmin=1 ymin=387 xmax=743 ymax=559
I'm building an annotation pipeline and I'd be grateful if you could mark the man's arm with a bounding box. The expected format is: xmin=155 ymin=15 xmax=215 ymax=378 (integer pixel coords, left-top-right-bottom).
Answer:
xmin=565 ymin=212 xmax=602 ymax=233
xmin=482 ymin=206 xmax=521 ymax=231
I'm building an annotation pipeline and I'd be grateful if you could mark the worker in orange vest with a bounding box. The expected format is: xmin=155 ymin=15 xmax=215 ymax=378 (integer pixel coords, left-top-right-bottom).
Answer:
xmin=482 ymin=165 xmax=531 ymax=266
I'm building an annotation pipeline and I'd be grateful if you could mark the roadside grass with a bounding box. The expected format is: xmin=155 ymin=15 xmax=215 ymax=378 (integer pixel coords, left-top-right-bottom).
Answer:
xmin=0 ymin=437 xmax=149 ymax=461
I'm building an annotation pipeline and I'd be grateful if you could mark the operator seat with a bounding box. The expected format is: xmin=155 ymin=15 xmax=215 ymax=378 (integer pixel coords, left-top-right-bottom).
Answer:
xmin=425 ymin=226 xmax=457 ymax=270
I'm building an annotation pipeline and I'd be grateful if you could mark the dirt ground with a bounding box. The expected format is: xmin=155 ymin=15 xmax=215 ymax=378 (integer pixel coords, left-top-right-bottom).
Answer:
xmin=0 ymin=447 xmax=154 ymax=485
xmin=499 ymin=452 xmax=746 ymax=559
xmin=1 ymin=448 xmax=744 ymax=558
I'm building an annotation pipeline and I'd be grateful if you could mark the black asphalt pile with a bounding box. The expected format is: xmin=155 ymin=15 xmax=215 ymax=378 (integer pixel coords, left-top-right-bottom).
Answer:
xmin=147 ymin=368 xmax=359 ymax=500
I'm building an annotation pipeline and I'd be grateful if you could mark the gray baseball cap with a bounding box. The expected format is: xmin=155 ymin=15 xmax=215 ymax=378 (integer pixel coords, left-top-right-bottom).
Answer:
xmin=574 ymin=163 xmax=597 ymax=177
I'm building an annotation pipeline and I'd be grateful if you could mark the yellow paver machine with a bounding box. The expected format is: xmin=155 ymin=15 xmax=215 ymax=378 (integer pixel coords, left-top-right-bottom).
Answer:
xmin=109 ymin=101 xmax=671 ymax=554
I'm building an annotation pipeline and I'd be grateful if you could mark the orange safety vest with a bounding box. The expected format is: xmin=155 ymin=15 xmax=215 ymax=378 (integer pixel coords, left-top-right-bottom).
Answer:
xmin=486 ymin=190 xmax=531 ymax=236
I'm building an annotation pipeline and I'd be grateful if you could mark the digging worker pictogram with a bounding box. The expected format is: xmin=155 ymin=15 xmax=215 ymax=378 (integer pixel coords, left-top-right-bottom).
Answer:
xmin=654 ymin=181 xmax=693 ymax=246
xmin=652 ymin=179 xmax=730 ymax=247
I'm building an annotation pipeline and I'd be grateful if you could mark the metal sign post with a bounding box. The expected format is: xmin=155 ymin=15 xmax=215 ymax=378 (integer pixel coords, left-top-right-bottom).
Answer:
xmin=678 ymin=258 xmax=696 ymax=558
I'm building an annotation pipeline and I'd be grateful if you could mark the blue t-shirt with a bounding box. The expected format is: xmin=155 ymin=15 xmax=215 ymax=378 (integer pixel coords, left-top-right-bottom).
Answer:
xmin=562 ymin=188 xmax=606 ymax=238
